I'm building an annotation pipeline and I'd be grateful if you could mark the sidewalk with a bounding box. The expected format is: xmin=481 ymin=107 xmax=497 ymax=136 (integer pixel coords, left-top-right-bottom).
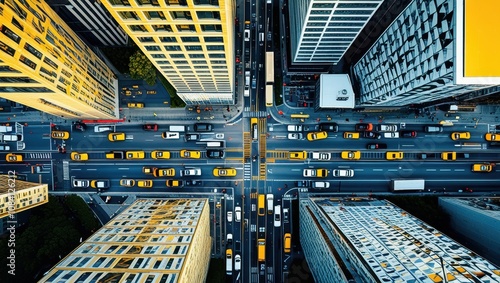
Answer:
xmin=273 ymin=87 xmax=500 ymax=126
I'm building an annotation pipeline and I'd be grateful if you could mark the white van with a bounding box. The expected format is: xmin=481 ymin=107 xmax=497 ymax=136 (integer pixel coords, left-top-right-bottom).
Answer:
xmin=1 ymin=134 xmax=23 ymax=142
xmin=274 ymin=205 xmax=281 ymax=227
xmin=266 ymin=194 xmax=274 ymax=214
xmin=0 ymin=126 xmax=13 ymax=132
xmin=94 ymin=125 xmax=114 ymax=132
xmin=226 ymin=249 xmax=233 ymax=275
xmin=287 ymin=125 xmax=303 ymax=132
xmin=169 ymin=125 xmax=186 ymax=132
xmin=206 ymin=141 xmax=225 ymax=148
xmin=259 ymin=32 xmax=264 ymax=45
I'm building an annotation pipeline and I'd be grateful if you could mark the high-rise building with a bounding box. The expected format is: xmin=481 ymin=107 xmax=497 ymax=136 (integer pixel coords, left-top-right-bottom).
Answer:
xmin=353 ymin=0 xmax=500 ymax=106
xmin=300 ymin=197 xmax=500 ymax=283
xmin=46 ymin=0 xmax=129 ymax=47
xmin=0 ymin=0 xmax=118 ymax=119
xmin=439 ymin=197 xmax=500 ymax=266
xmin=100 ymin=0 xmax=235 ymax=105
xmin=288 ymin=0 xmax=383 ymax=64
xmin=0 ymin=174 xmax=48 ymax=219
xmin=39 ymin=198 xmax=212 ymax=282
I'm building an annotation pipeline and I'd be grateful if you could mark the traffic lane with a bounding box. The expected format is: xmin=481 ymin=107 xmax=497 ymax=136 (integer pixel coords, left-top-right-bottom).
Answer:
xmin=265 ymin=161 xmax=500 ymax=183
xmin=265 ymin=132 xmax=493 ymax=152
xmin=21 ymin=124 xmax=53 ymax=150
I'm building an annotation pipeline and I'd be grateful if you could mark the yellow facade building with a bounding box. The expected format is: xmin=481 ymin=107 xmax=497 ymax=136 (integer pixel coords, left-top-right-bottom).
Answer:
xmin=0 ymin=174 xmax=48 ymax=219
xmin=0 ymin=0 xmax=118 ymax=119
xmin=39 ymin=198 xmax=212 ymax=282
xmin=101 ymin=0 xmax=235 ymax=105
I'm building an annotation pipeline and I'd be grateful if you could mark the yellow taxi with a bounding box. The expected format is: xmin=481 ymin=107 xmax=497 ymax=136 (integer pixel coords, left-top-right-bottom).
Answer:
xmin=451 ymin=132 xmax=470 ymax=140
xmin=472 ymin=163 xmax=494 ymax=172
xmin=6 ymin=153 xmax=22 ymax=162
xmin=213 ymin=167 xmax=237 ymax=177
xmin=441 ymin=151 xmax=456 ymax=161
xmin=127 ymin=102 xmax=144 ymax=108
xmin=51 ymin=131 xmax=70 ymax=140
xmin=386 ymin=151 xmax=403 ymax=160
xmin=289 ymin=151 xmax=307 ymax=160
xmin=343 ymin=132 xmax=360 ymax=139
xmin=108 ymin=132 xmax=125 ymax=142
xmin=126 ymin=151 xmax=145 ymax=159
xmin=153 ymin=168 xmax=175 ymax=177
xmin=120 ymin=179 xmax=135 ymax=187
xmin=485 ymin=133 xmax=498 ymax=141
xmin=151 ymin=150 xmax=170 ymax=159
xmin=180 ymin=149 xmax=201 ymax=159
xmin=341 ymin=151 xmax=361 ymax=160
xmin=306 ymin=131 xmax=328 ymax=141
xmin=166 ymin=180 xmax=184 ymax=188
xmin=137 ymin=180 xmax=153 ymax=188
xmin=70 ymin=152 xmax=89 ymax=161
xmin=143 ymin=167 xmax=155 ymax=174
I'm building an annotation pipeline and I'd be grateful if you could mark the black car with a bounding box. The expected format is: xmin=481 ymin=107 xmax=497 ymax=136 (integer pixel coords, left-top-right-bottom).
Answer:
xmin=207 ymin=149 xmax=225 ymax=159
xmin=194 ymin=123 xmax=213 ymax=132
xmin=185 ymin=133 xmax=200 ymax=141
xmin=366 ymin=143 xmax=387 ymax=149
xmin=355 ymin=123 xmax=373 ymax=131
xmin=73 ymin=121 xmax=87 ymax=132
xmin=318 ymin=123 xmax=339 ymax=132
xmin=295 ymin=180 xmax=311 ymax=187
xmin=401 ymin=130 xmax=417 ymax=138
xmin=363 ymin=132 xmax=381 ymax=139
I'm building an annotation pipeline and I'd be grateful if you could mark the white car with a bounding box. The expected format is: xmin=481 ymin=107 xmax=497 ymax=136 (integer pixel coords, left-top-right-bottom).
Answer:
xmin=94 ymin=125 xmax=114 ymax=132
xmin=303 ymin=169 xmax=316 ymax=177
xmin=72 ymin=179 xmax=90 ymax=188
xmin=333 ymin=169 xmax=354 ymax=177
xmin=288 ymin=133 xmax=303 ymax=140
xmin=312 ymin=181 xmax=330 ymax=189
xmin=235 ymin=206 xmax=241 ymax=222
xmin=227 ymin=233 xmax=233 ymax=244
xmin=244 ymin=29 xmax=250 ymax=41
xmin=227 ymin=211 xmax=233 ymax=222
xmin=234 ymin=254 xmax=241 ymax=271
xmin=180 ymin=167 xmax=201 ymax=176
xmin=311 ymin=152 xmax=331 ymax=160
xmin=274 ymin=205 xmax=281 ymax=227
xmin=161 ymin=132 xmax=180 ymax=139
xmin=383 ymin=132 xmax=400 ymax=138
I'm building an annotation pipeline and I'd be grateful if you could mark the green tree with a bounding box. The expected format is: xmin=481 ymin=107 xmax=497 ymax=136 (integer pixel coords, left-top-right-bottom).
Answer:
xmin=129 ymin=50 xmax=157 ymax=85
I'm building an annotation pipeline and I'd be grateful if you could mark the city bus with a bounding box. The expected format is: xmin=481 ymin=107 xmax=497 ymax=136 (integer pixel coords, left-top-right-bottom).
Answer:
xmin=391 ymin=179 xmax=425 ymax=192
xmin=265 ymin=52 xmax=274 ymax=84
xmin=290 ymin=113 xmax=310 ymax=119
xmin=258 ymin=194 xmax=265 ymax=216
xmin=265 ymin=85 xmax=273 ymax=107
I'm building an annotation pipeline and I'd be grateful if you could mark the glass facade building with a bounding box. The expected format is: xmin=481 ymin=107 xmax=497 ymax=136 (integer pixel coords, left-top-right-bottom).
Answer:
xmin=289 ymin=0 xmax=383 ymax=64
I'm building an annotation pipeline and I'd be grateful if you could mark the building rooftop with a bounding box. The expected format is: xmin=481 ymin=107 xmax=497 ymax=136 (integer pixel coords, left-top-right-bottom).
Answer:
xmin=312 ymin=197 xmax=500 ymax=282
xmin=318 ymin=74 xmax=355 ymax=109
xmin=39 ymin=198 xmax=211 ymax=283
xmin=456 ymin=0 xmax=500 ymax=84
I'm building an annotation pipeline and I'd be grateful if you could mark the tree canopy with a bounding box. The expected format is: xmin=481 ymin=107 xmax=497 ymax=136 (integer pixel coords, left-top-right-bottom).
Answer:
xmin=129 ymin=50 xmax=157 ymax=86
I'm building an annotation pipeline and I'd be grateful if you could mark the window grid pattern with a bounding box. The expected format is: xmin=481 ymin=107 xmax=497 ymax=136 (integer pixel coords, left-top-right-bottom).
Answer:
xmin=101 ymin=0 xmax=234 ymax=104
xmin=300 ymin=197 xmax=500 ymax=283
xmin=40 ymin=199 xmax=212 ymax=283
xmin=289 ymin=0 xmax=383 ymax=63
xmin=352 ymin=0 xmax=497 ymax=106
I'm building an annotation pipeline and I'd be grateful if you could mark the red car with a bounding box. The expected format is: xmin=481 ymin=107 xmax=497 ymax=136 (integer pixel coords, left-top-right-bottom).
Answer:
xmin=236 ymin=56 xmax=240 ymax=63
xmin=142 ymin=124 xmax=158 ymax=131
xmin=355 ymin=123 xmax=373 ymax=131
